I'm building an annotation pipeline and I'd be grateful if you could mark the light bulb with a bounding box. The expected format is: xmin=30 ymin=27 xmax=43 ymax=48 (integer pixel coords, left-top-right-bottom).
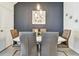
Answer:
xmin=37 ymin=4 xmax=40 ymax=10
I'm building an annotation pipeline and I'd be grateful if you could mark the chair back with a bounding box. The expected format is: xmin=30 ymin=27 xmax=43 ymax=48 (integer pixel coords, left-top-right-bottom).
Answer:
xmin=10 ymin=29 xmax=19 ymax=39
xmin=41 ymin=32 xmax=59 ymax=56
xmin=62 ymin=30 xmax=71 ymax=40
xmin=20 ymin=32 xmax=37 ymax=56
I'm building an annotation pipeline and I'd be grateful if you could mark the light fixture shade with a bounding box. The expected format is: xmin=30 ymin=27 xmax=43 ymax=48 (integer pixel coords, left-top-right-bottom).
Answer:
xmin=37 ymin=4 xmax=41 ymax=10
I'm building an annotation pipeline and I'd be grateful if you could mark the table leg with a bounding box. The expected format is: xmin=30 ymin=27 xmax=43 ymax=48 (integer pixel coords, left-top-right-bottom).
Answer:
xmin=37 ymin=43 xmax=41 ymax=56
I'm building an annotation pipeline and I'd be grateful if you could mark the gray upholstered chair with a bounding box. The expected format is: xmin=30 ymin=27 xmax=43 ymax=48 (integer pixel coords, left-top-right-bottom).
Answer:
xmin=41 ymin=32 xmax=59 ymax=56
xmin=20 ymin=32 xmax=37 ymax=56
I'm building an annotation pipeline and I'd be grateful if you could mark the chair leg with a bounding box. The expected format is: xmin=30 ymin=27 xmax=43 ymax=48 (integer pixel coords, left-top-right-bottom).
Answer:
xmin=13 ymin=41 xmax=17 ymax=45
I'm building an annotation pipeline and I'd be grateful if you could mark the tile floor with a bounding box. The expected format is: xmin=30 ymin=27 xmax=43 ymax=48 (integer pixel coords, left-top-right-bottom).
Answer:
xmin=0 ymin=46 xmax=79 ymax=56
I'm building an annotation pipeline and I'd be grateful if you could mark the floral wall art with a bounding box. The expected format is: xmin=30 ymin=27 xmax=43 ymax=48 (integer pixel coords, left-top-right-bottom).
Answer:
xmin=32 ymin=10 xmax=46 ymax=24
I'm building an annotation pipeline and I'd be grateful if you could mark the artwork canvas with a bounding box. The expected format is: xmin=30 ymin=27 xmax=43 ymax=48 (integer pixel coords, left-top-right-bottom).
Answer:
xmin=32 ymin=10 xmax=46 ymax=24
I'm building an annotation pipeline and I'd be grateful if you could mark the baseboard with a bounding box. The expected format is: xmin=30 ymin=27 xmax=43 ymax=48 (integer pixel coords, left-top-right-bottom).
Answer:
xmin=0 ymin=45 xmax=12 ymax=53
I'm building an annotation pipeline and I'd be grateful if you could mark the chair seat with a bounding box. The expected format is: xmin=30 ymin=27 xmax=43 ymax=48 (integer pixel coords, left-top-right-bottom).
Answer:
xmin=57 ymin=43 xmax=68 ymax=48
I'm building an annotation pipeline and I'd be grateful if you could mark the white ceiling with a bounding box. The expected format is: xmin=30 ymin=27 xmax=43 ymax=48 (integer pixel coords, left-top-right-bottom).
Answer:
xmin=0 ymin=2 xmax=17 ymax=10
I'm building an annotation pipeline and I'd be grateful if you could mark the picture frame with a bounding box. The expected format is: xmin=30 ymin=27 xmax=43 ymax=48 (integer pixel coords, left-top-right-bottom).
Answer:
xmin=32 ymin=10 xmax=46 ymax=24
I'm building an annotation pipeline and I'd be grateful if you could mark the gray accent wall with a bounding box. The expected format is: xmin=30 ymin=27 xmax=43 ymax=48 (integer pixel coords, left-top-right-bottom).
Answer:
xmin=14 ymin=2 xmax=63 ymax=32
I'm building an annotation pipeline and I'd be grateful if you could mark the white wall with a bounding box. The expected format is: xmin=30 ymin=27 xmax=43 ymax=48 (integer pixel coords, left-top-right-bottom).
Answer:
xmin=0 ymin=2 xmax=16 ymax=51
xmin=64 ymin=2 xmax=79 ymax=54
